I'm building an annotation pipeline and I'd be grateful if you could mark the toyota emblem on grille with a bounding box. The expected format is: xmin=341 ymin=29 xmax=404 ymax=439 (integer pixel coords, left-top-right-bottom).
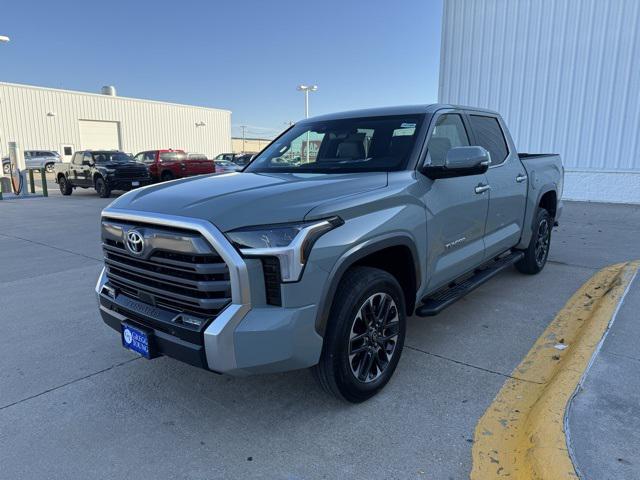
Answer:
xmin=126 ymin=230 xmax=145 ymax=255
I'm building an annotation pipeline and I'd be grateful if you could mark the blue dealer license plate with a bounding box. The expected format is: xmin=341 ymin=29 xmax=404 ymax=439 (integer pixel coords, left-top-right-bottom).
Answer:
xmin=121 ymin=323 xmax=151 ymax=358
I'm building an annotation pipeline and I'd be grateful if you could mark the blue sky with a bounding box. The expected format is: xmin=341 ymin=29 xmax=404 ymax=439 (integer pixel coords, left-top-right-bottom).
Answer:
xmin=1 ymin=0 xmax=443 ymax=138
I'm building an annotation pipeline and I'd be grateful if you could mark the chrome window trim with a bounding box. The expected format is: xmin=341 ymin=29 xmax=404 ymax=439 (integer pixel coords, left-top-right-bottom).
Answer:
xmin=98 ymin=207 xmax=252 ymax=373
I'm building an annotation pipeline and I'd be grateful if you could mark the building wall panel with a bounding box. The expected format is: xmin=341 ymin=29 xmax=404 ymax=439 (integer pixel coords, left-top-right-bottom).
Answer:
xmin=0 ymin=82 xmax=232 ymax=160
xmin=439 ymin=0 xmax=640 ymax=203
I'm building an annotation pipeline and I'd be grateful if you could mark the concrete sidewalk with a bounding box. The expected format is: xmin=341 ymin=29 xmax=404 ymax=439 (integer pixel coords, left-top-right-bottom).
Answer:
xmin=568 ymin=269 xmax=640 ymax=479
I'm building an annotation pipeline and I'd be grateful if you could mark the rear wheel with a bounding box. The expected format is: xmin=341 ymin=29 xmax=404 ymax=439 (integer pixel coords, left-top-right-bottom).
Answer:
xmin=58 ymin=176 xmax=72 ymax=195
xmin=3 ymin=162 xmax=10 ymax=174
xmin=95 ymin=177 xmax=111 ymax=198
xmin=161 ymin=171 xmax=174 ymax=182
xmin=313 ymin=266 xmax=406 ymax=403
xmin=45 ymin=163 xmax=55 ymax=173
xmin=515 ymin=208 xmax=552 ymax=274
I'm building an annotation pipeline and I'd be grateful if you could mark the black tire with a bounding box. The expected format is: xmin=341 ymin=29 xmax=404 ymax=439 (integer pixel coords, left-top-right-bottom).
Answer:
xmin=161 ymin=171 xmax=174 ymax=182
xmin=45 ymin=163 xmax=55 ymax=173
xmin=58 ymin=176 xmax=72 ymax=195
xmin=312 ymin=266 xmax=406 ymax=403
xmin=515 ymin=208 xmax=552 ymax=275
xmin=95 ymin=177 xmax=111 ymax=198
xmin=3 ymin=163 xmax=10 ymax=175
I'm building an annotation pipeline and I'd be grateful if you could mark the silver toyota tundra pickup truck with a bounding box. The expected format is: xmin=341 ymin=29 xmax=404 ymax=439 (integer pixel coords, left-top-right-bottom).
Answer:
xmin=96 ymin=104 xmax=563 ymax=402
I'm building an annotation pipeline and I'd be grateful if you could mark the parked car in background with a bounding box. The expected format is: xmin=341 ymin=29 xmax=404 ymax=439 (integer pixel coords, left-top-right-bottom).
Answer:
xmin=95 ymin=104 xmax=563 ymax=402
xmin=214 ymin=159 xmax=241 ymax=173
xmin=233 ymin=153 xmax=255 ymax=167
xmin=214 ymin=153 xmax=239 ymax=163
xmin=134 ymin=149 xmax=216 ymax=182
xmin=55 ymin=150 xmax=150 ymax=198
xmin=2 ymin=150 xmax=63 ymax=174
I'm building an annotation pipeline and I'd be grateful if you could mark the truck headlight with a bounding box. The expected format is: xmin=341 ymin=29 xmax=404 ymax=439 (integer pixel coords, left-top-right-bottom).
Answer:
xmin=226 ymin=217 xmax=343 ymax=282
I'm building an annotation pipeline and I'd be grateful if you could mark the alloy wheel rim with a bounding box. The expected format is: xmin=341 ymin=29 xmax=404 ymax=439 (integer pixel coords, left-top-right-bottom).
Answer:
xmin=534 ymin=218 xmax=550 ymax=267
xmin=348 ymin=292 xmax=400 ymax=383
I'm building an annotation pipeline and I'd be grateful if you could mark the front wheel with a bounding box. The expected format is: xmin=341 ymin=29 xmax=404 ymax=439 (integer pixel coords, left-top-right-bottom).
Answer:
xmin=313 ymin=266 xmax=406 ymax=403
xmin=95 ymin=177 xmax=111 ymax=198
xmin=58 ymin=176 xmax=72 ymax=195
xmin=515 ymin=208 xmax=552 ymax=274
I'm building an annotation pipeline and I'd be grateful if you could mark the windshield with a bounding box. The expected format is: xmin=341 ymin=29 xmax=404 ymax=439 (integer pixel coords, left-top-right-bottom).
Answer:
xmin=245 ymin=114 xmax=424 ymax=174
xmin=93 ymin=152 xmax=133 ymax=163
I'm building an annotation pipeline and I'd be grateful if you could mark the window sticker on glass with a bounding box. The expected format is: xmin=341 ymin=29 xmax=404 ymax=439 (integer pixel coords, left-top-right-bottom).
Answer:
xmin=400 ymin=123 xmax=416 ymax=128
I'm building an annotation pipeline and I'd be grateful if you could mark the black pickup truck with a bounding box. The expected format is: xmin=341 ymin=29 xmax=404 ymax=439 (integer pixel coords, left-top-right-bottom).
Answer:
xmin=55 ymin=150 xmax=151 ymax=198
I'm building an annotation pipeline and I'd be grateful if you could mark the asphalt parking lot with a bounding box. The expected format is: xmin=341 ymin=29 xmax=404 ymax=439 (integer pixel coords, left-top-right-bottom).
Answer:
xmin=1 ymin=189 xmax=639 ymax=480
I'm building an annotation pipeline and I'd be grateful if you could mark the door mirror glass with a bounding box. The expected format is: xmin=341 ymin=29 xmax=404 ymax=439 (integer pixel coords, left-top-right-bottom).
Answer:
xmin=422 ymin=146 xmax=489 ymax=179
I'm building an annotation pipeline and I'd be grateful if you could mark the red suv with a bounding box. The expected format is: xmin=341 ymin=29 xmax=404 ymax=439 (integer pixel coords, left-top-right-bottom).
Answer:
xmin=134 ymin=149 xmax=216 ymax=182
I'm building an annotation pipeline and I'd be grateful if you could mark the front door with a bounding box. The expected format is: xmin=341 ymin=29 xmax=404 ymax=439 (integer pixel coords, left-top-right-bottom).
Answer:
xmin=468 ymin=114 xmax=527 ymax=259
xmin=419 ymin=112 xmax=490 ymax=292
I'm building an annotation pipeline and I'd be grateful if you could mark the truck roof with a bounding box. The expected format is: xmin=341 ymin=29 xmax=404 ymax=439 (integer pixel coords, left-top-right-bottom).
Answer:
xmin=301 ymin=104 xmax=500 ymax=123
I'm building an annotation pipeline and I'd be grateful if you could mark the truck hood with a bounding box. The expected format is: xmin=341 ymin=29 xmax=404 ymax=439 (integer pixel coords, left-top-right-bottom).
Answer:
xmin=106 ymin=172 xmax=388 ymax=231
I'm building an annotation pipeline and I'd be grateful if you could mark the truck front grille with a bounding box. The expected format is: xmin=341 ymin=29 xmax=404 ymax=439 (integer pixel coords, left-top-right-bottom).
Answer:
xmin=114 ymin=166 xmax=149 ymax=179
xmin=101 ymin=220 xmax=232 ymax=318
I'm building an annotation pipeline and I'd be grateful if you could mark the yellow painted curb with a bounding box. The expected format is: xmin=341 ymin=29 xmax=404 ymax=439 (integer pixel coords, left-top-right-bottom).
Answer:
xmin=471 ymin=260 xmax=640 ymax=479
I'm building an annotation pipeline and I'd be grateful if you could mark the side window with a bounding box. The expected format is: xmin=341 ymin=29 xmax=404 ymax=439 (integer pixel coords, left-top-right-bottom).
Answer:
xmin=426 ymin=114 xmax=469 ymax=166
xmin=72 ymin=152 xmax=82 ymax=165
xmin=83 ymin=152 xmax=93 ymax=165
xmin=469 ymin=115 xmax=509 ymax=165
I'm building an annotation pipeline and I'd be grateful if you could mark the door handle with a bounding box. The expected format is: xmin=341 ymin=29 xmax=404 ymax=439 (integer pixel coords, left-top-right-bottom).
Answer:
xmin=475 ymin=184 xmax=491 ymax=194
xmin=516 ymin=174 xmax=528 ymax=183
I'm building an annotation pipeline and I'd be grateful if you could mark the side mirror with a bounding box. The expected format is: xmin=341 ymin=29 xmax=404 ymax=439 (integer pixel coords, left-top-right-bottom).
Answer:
xmin=422 ymin=146 xmax=490 ymax=179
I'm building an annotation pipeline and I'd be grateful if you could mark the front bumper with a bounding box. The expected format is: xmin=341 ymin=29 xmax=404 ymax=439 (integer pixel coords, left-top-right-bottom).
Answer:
xmin=106 ymin=178 xmax=152 ymax=191
xmin=96 ymin=234 xmax=323 ymax=376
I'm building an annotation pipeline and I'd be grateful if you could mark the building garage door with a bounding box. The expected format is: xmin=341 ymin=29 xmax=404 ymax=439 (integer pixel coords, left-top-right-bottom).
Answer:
xmin=78 ymin=120 xmax=121 ymax=150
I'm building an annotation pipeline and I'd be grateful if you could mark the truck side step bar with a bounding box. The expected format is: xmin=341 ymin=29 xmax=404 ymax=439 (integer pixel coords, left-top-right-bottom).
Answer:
xmin=415 ymin=251 xmax=525 ymax=317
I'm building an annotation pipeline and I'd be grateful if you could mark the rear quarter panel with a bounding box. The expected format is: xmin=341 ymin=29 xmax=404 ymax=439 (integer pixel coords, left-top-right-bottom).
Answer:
xmin=517 ymin=154 xmax=563 ymax=249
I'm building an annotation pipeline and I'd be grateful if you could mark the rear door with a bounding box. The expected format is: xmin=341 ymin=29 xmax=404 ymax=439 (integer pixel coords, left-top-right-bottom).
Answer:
xmin=69 ymin=152 xmax=84 ymax=185
xmin=181 ymin=153 xmax=198 ymax=176
xmin=80 ymin=152 xmax=94 ymax=186
xmin=468 ymin=113 xmax=527 ymax=259
xmin=418 ymin=111 xmax=490 ymax=291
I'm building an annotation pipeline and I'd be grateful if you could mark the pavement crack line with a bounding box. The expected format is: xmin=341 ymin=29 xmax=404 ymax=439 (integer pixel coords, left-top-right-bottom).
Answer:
xmin=0 ymin=232 xmax=102 ymax=263
xmin=404 ymin=345 xmax=542 ymax=384
xmin=605 ymin=350 xmax=640 ymax=364
xmin=547 ymin=259 xmax=599 ymax=271
xmin=0 ymin=357 xmax=142 ymax=412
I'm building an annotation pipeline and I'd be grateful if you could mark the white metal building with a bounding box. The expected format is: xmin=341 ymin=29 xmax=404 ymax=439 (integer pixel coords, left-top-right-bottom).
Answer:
xmin=439 ymin=0 xmax=640 ymax=204
xmin=0 ymin=82 xmax=232 ymax=161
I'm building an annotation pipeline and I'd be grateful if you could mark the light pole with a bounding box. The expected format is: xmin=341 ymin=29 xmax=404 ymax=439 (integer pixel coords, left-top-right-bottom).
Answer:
xmin=0 ymin=35 xmax=8 ymax=163
xmin=0 ymin=35 xmax=11 ymax=163
xmin=297 ymin=85 xmax=317 ymax=163
xmin=240 ymin=125 xmax=247 ymax=153
xmin=297 ymin=84 xmax=317 ymax=118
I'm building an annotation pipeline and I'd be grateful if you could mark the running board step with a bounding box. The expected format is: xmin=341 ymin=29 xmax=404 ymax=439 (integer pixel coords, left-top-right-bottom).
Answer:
xmin=415 ymin=251 xmax=524 ymax=317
